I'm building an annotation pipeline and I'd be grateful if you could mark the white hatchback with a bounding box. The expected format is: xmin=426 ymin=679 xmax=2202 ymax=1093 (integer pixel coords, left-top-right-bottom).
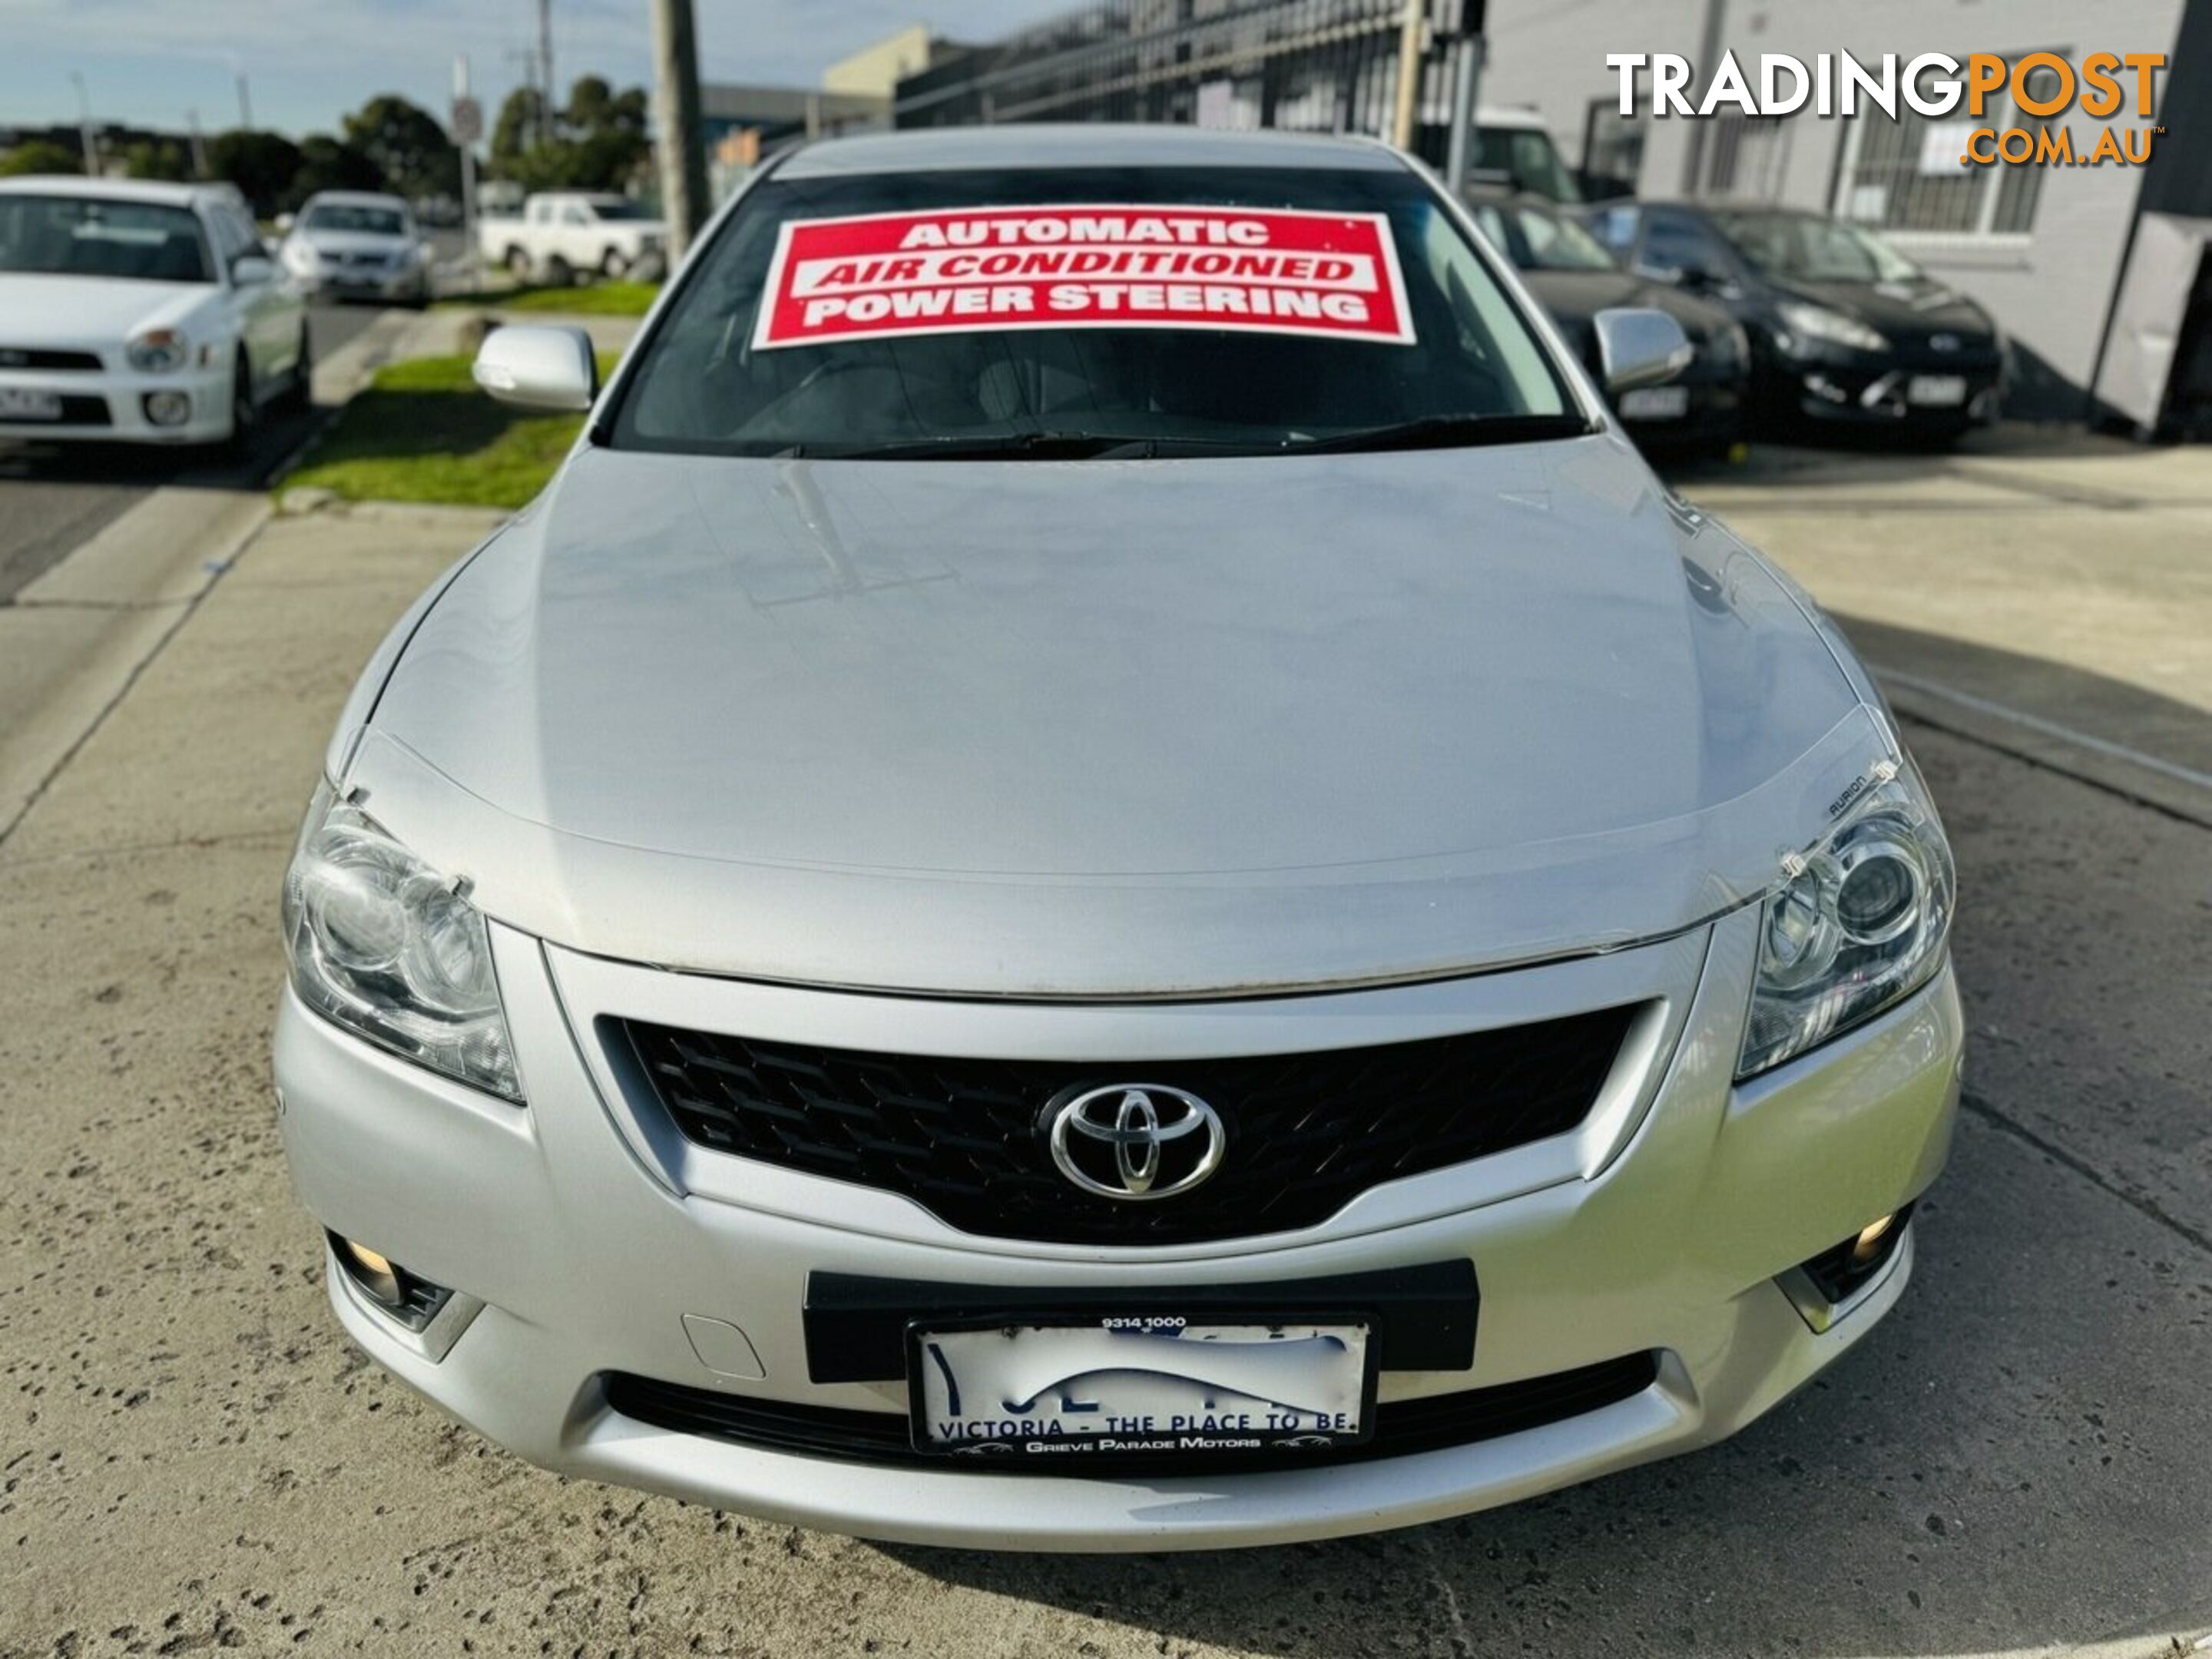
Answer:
xmin=0 ymin=177 xmax=309 ymax=449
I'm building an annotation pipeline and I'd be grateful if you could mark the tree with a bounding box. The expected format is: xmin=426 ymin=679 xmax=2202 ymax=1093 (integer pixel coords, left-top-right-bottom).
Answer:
xmin=121 ymin=138 xmax=190 ymax=181
xmin=342 ymin=94 xmax=457 ymax=200
xmin=490 ymin=76 xmax=652 ymax=194
xmin=206 ymin=129 xmax=305 ymax=217
xmin=290 ymin=136 xmax=386 ymax=207
xmin=490 ymin=86 xmax=546 ymax=168
xmin=0 ymin=139 xmax=82 ymax=177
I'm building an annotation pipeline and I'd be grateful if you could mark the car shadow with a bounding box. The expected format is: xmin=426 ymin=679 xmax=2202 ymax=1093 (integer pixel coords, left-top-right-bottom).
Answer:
xmin=872 ymin=632 xmax=2212 ymax=1658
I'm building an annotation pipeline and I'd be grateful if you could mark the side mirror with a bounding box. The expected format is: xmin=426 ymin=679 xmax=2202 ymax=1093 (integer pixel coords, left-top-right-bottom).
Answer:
xmin=230 ymin=253 xmax=276 ymax=286
xmin=1594 ymin=307 xmax=1694 ymax=393
xmin=273 ymin=212 xmax=296 ymax=234
xmin=472 ymin=324 xmax=598 ymax=412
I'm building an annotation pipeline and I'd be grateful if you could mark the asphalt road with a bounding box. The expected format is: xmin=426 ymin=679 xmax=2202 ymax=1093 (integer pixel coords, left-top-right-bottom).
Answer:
xmin=0 ymin=303 xmax=389 ymax=604
xmin=0 ymin=432 xmax=2206 ymax=1658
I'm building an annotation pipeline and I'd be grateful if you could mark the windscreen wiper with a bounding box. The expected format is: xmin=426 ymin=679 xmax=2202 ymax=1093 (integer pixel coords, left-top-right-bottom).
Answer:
xmin=1288 ymin=412 xmax=1596 ymax=455
xmin=796 ymin=431 xmax=1273 ymax=462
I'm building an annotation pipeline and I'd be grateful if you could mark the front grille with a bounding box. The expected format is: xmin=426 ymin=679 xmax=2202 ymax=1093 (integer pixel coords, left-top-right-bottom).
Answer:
xmin=603 ymin=1352 xmax=1661 ymax=1475
xmin=0 ymin=346 xmax=102 ymax=371
xmin=620 ymin=1005 xmax=1635 ymax=1246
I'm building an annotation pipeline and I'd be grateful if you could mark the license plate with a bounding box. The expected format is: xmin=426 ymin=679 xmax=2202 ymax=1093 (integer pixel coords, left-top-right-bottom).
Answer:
xmin=1907 ymin=374 xmax=1967 ymax=406
xmin=1618 ymin=385 xmax=1690 ymax=420
xmin=0 ymin=388 xmax=63 ymax=421
xmin=910 ymin=1314 xmax=1374 ymax=1459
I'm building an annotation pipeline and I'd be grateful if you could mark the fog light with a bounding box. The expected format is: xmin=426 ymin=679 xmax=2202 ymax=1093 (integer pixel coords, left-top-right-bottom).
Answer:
xmin=331 ymin=1231 xmax=454 ymax=1331
xmin=1790 ymin=1201 xmax=1916 ymax=1319
xmin=1849 ymin=1212 xmax=1899 ymax=1266
xmin=143 ymin=390 xmax=193 ymax=427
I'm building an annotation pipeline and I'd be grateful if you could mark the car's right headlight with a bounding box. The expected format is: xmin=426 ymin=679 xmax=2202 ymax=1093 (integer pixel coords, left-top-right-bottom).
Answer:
xmin=1777 ymin=302 xmax=1888 ymax=355
xmin=1737 ymin=756 xmax=1955 ymax=1079
xmin=282 ymin=784 xmax=523 ymax=1100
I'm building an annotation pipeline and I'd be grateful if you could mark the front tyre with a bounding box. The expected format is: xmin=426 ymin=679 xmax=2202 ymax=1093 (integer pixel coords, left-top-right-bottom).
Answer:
xmin=207 ymin=348 xmax=258 ymax=461
xmin=278 ymin=323 xmax=313 ymax=414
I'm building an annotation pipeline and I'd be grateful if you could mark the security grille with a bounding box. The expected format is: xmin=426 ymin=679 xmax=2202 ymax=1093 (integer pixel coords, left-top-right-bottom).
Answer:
xmin=1830 ymin=55 xmax=2062 ymax=237
xmin=896 ymin=0 xmax=1482 ymax=170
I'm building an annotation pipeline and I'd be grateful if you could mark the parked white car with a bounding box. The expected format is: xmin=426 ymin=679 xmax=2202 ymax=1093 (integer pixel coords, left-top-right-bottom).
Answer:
xmin=478 ymin=191 xmax=664 ymax=284
xmin=280 ymin=190 xmax=431 ymax=306
xmin=0 ymin=177 xmax=309 ymax=449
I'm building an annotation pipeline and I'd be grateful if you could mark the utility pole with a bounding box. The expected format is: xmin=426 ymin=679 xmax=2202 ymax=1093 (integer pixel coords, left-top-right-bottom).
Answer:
xmin=1390 ymin=0 xmax=1427 ymax=152
xmin=187 ymin=109 xmax=207 ymax=178
xmin=235 ymin=71 xmax=253 ymax=131
xmin=69 ymin=72 xmax=96 ymax=175
xmin=1442 ymin=31 xmax=1485 ymax=197
xmin=455 ymin=55 xmax=480 ymax=291
xmin=1679 ymin=0 xmax=1727 ymax=194
xmin=538 ymin=0 xmax=556 ymax=144
xmin=651 ymin=0 xmax=710 ymax=260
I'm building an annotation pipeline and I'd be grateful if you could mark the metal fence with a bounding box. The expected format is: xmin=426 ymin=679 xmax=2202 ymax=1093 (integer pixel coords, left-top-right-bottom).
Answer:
xmin=896 ymin=0 xmax=1481 ymax=169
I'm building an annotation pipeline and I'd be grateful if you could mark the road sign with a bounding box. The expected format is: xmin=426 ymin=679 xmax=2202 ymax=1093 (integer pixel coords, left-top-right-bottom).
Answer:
xmin=451 ymin=95 xmax=483 ymax=145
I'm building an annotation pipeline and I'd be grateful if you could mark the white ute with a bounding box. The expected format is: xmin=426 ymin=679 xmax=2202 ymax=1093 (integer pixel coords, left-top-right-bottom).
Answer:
xmin=478 ymin=190 xmax=666 ymax=285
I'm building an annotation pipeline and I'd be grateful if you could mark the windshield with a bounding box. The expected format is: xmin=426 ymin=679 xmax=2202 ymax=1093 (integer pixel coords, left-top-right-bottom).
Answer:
xmin=0 ymin=194 xmax=213 ymax=283
xmin=1473 ymin=201 xmax=1617 ymax=273
xmin=1472 ymin=127 xmax=1582 ymax=204
xmin=611 ymin=164 xmax=1577 ymax=460
xmin=302 ymin=202 xmax=408 ymax=237
xmin=1709 ymin=212 xmax=1922 ymax=284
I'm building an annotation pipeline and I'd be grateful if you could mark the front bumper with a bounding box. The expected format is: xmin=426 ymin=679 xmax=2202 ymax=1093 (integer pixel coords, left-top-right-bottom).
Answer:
xmin=1765 ymin=345 xmax=2004 ymax=430
xmin=292 ymin=265 xmax=426 ymax=300
xmin=0 ymin=361 xmax=233 ymax=445
xmin=276 ymin=907 xmax=1962 ymax=1551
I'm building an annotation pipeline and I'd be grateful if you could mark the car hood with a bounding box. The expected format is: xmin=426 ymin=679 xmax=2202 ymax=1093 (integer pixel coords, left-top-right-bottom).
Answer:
xmin=352 ymin=435 xmax=1889 ymax=995
xmin=0 ymin=273 xmax=208 ymax=345
xmin=1516 ymin=270 xmax=1740 ymax=378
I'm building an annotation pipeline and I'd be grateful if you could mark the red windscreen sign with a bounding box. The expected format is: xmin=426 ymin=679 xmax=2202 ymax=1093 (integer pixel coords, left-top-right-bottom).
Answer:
xmin=752 ymin=204 xmax=1417 ymax=351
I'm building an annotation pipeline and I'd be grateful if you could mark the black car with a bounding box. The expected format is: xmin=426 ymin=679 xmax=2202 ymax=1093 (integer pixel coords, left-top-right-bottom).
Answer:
xmin=1585 ymin=202 xmax=2005 ymax=443
xmin=1468 ymin=194 xmax=1747 ymax=455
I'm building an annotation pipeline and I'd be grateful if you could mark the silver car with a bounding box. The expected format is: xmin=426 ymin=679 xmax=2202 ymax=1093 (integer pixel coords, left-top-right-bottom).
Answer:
xmin=274 ymin=127 xmax=1962 ymax=1552
xmin=280 ymin=190 xmax=429 ymax=306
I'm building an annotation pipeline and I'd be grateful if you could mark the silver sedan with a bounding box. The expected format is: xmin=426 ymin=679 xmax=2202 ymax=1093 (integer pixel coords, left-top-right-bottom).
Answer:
xmin=273 ymin=125 xmax=1961 ymax=1551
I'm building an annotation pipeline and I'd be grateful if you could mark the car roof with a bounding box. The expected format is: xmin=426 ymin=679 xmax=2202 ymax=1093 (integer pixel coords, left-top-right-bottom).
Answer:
xmin=1475 ymin=107 xmax=1550 ymax=130
xmin=303 ymin=190 xmax=410 ymax=210
xmin=0 ymin=175 xmax=233 ymax=210
xmin=776 ymin=123 xmax=1409 ymax=178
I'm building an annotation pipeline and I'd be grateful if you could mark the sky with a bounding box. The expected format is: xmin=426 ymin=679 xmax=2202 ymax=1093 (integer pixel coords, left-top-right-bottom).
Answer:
xmin=0 ymin=0 xmax=1065 ymax=140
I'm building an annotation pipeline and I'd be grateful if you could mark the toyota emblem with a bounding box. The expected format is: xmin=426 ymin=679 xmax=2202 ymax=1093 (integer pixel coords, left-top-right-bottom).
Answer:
xmin=1045 ymin=1084 xmax=1226 ymax=1200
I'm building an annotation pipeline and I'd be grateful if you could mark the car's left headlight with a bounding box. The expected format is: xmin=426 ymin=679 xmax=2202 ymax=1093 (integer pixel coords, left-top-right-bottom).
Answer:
xmin=1777 ymin=303 xmax=1888 ymax=355
xmin=1738 ymin=756 xmax=1955 ymax=1079
xmin=282 ymin=785 xmax=523 ymax=1101
xmin=126 ymin=329 xmax=191 ymax=373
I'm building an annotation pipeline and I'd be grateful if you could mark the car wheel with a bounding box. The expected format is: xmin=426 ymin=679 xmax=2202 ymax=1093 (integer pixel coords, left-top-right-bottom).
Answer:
xmin=544 ymin=253 xmax=575 ymax=288
xmin=278 ymin=323 xmax=313 ymax=413
xmin=198 ymin=349 xmax=257 ymax=461
xmin=600 ymin=247 xmax=628 ymax=280
xmin=505 ymin=245 xmax=531 ymax=278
